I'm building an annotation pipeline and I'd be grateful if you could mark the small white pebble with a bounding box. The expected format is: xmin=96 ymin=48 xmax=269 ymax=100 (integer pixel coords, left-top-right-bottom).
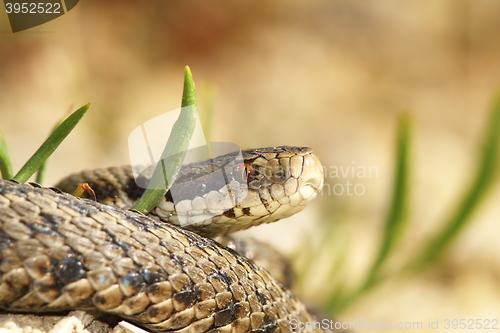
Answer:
xmin=49 ymin=316 xmax=89 ymax=333
xmin=117 ymin=321 xmax=150 ymax=333
xmin=0 ymin=321 xmax=24 ymax=333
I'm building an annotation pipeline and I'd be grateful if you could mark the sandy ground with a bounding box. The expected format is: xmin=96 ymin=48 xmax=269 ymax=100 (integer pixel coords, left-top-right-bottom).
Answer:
xmin=1 ymin=1 xmax=500 ymax=332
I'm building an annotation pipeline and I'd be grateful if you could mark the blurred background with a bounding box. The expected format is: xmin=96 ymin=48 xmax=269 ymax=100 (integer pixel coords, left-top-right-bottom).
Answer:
xmin=1 ymin=1 xmax=500 ymax=332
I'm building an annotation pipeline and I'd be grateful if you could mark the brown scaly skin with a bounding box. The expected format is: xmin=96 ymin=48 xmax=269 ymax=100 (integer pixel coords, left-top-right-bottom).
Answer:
xmin=0 ymin=179 xmax=322 ymax=333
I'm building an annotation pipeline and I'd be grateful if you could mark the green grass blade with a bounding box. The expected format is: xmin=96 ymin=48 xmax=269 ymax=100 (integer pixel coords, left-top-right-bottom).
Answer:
xmin=35 ymin=117 xmax=66 ymax=185
xmin=200 ymin=83 xmax=216 ymax=143
xmin=182 ymin=66 xmax=197 ymax=107
xmin=200 ymin=83 xmax=216 ymax=159
xmin=410 ymin=93 xmax=500 ymax=271
xmin=329 ymin=114 xmax=411 ymax=312
xmin=363 ymin=113 xmax=411 ymax=286
xmin=132 ymin=66 xmax=198 ymax=214
xmin=0 ymin=133 xmax=14 ymax=179
xmin=13 ymin=104 xmax=90 ymax=183
xmin=34 ymin=157 xmax=48 ymax=185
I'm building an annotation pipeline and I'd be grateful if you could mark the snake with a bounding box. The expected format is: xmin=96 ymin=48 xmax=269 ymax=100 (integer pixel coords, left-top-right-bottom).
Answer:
xmin=0 ymin=146 xmax=325 ymax=333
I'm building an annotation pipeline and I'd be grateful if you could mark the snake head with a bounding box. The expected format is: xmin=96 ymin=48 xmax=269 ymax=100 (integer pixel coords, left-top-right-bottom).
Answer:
xmin=159 ymin=146 xmax=324 ymax=237
xmin=56 ymin=146 xmax=324 ymax=238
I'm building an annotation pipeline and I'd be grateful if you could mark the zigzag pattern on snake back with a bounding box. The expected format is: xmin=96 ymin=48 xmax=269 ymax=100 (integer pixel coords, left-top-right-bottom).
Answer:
xmin=0 ymin=146 xmax=325 ymax=333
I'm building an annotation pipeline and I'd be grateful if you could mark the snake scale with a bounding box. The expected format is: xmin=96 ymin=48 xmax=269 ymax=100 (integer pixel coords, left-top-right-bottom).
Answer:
xmin=0 ymin=146 xmax=324 ymax=333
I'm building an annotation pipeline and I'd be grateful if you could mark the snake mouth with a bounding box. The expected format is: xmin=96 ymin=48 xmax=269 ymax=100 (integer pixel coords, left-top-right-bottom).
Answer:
xmin=298 ymin=151 xmax=324 ymax=200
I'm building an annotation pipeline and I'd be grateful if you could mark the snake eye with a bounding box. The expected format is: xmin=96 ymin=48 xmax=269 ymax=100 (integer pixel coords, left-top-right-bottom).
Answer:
xmin=237 ymin=163 xmax=256 ymax=181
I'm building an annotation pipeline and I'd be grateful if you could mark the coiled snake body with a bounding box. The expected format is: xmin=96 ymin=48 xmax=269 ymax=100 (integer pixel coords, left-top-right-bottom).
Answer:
xmin=0 ymin=146 xmax=324 ymax=333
